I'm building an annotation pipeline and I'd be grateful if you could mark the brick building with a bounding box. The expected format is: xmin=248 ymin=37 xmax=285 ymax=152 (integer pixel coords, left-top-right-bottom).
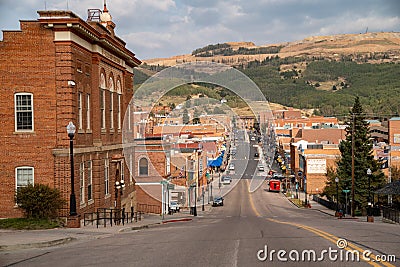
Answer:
xmin=0 ymin=6 xmax=141 ymax=219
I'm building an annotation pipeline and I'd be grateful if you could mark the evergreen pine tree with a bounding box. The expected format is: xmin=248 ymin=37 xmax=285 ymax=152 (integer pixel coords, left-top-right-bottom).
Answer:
xmin=327 ymin=96 xmax=385 ymax=215
xmin=182 ymin=109 xmax=189 ymax=125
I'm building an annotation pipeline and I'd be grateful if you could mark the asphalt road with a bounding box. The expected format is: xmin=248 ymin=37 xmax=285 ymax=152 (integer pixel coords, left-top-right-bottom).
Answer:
xmin=4 ymin=179 xmax=399 ymax=267
xmin=2 ymin=131 xmax=399 ymax=267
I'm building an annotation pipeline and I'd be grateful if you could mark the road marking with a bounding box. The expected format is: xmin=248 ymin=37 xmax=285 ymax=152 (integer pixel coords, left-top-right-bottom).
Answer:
xmin=246 ymin=180 xmax=261 ymax=217
xmin=232 ymin=239 xmax=240 ymax=267
xmin=267 ymin=218 xmax=394 ymax=267
xmin=246 ymin=180 xmax=393 ymax=267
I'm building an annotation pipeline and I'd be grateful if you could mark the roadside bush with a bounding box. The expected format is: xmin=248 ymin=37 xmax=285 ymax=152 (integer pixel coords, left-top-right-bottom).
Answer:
xmin=15 ymin=184 xmax=65 ymax=219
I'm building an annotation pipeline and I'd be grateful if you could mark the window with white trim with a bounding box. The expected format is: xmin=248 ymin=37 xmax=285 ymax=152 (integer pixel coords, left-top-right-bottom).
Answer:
xmin=109 ymin=77 xmax=114 ymax=130
xmin=110 ymin=91 xmax=114 ymax=129
xmin=100 ymin=73 xmax=106 ymax=129
xmin=117 ymin=94 xmax=121 ymax=130
xmin=15 ymin=93 xmax=34 ymax=131
xmin=78 ymin=92 xmax=83 ymax=130
xmin=79 ymin=162 xmax=85 ymax=204
xmin=86 ymin=94 xmax=91 ymax=130
xmin=105 ymin=158 xmax=109 ymax=195
xmin=101 ymin=89 xmax=105 ymax=129
xmin=121 ymin=160 xmax=125 ymax=185
xmin=16 ymin=167 xmax=34 ymax=192
xmin=87 ymin=161 xmax=92 ymax=201
xmin=116 ymin=80 xmax=122 ymax=130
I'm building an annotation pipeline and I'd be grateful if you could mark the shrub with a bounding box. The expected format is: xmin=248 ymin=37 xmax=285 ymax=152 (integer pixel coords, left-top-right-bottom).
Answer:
xmin=15 ymin=184 xmax=66 ymax=219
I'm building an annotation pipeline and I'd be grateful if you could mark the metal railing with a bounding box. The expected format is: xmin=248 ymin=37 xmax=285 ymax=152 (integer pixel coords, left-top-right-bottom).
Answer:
xmin=83 ymin=208 xmax=144 ymax=228
xmin=313 ymin=195 xmax=349 ymax=214
xmin=382 ymin=207 xmax=400 ymax=224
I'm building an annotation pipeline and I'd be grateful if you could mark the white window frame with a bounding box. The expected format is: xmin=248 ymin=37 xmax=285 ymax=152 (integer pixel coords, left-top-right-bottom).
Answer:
xmin=105 ymin=158 xmax=109 ymax=195
xmin=15 ymin=166 xmax=34 ymax=191
xmin=14 ymin=93 xmax=34 ymax=132
xmin=117 ymin=93 xmax=121 ymax=130
xmin=86 ymin=94 xmax=91 ymax=130
xmin=110 ymin=91 xmax=114 ymax=129
xmin=80 ymin=162 xmax=85 ymax=204
xmin=116 ymin=80 xmax=122 ymax=130
xmin=101 ymin=89 xmax=106 ymax=129
xmin=87 ymin=160 xmax=93 ymax=201
xmin=78 ymin=92 xmax=83 ymax=130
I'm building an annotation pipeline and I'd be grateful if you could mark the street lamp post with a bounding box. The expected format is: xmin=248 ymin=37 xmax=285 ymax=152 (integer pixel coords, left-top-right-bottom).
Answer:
xmin=304 ymin=176 xmax=307 ymax=206
xmin=114 ymin=177 xmax=125 ymax=225
xmin=67 ymin=122 xmax=77 ymax=217
xmin=335 ymin=177 xmax=339 ymax=216
xmin=202 ymin=188 xmax=205 ymax=211
xmin=193 ymin=184 xmax=197 ymax=216
xmin=367 ymin=168 xmax=373 ymax=222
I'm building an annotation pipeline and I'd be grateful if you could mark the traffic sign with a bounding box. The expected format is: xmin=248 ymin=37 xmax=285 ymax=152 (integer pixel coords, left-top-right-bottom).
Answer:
xmin=342 ymin=189 xmax=350 ymax=193
xmin=167 ymin=184 xmax=175 ymax=190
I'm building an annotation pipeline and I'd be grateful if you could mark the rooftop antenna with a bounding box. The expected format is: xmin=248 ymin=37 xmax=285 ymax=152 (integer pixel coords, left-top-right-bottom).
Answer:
xmin=67 ymin=0 xmax=69 ymax=10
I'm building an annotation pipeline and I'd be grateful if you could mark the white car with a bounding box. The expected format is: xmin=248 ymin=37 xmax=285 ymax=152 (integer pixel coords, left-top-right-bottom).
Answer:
xmin=258 ymin=165 xmax=264 ymax=171
xmin=229 ymin=163 xmax=235 ymax=170
xmin=222 ymin=176 xmax=232 ymax=185
xmin=170 ymin=201 xmax=180 ymax=213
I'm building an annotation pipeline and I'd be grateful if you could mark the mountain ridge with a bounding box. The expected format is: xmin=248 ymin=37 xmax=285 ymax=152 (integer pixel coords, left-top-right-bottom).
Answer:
xmin=143 ymin=32 xmax=400 ymax=66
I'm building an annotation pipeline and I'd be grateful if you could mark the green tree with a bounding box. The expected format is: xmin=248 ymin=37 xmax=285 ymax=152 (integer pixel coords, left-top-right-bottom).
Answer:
xmin=182 ymin=109 xmax=190 ymax=124
xmin=334 ymin=96 xmax=385 ymax=215
xmin=192 ymin=109 xmax=201 ymax=124
xmin=15 ymin=184 xmax=65 ymax=219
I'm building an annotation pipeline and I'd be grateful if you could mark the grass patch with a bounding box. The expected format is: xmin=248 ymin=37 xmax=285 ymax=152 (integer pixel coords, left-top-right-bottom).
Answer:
xmin=0 ymin=218 xmax=63 ymax=230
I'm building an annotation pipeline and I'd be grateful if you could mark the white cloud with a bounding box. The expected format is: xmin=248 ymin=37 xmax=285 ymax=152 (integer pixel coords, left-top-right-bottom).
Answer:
xmin=0 ymin=0 xmax=398 ymax=59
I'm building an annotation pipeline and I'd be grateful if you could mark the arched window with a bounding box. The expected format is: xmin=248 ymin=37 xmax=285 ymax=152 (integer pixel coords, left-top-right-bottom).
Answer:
xmin=109 ymin=76 xmax=114 ymax=129
xmin=100 ymin=73 xmax=106 ymax=129
xmin=139 ymin=158 xmax=148 ymax=176
xmin=116 ymin=80 xmax=122 ymax=130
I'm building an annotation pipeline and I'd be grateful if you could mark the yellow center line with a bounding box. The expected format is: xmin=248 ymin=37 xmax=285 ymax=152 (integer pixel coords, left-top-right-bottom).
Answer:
xmin=246 ymin=183 xmax=394 ymax=267
xmin=246 ymin=179 xmax=261 ymax=217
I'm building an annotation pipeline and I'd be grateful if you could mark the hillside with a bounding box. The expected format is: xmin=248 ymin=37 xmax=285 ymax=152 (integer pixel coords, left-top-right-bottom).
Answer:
xmin=143 ymin=32 xmax=400 ymax=67
xmin=137 ymin=32 xmax=400 ymax=118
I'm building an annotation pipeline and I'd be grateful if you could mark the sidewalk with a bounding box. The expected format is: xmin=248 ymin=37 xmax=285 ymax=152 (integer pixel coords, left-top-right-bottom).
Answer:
xmin=285 ymin=190 xmax=385 ymax=223
xmin=0 ymin=209 xmax=205 ymax=252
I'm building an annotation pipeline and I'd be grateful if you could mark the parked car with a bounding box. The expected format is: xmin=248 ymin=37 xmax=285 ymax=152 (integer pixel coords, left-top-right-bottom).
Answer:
xmin=170 ymin=201 xmax=180 ymax=212
xmin=254 ymin=152 xmax=259 ymax=158
xmin=258 ymin=165 xmax=264 ymax=171
xmin=222 ymin=176 xmax=232 ymax=185
xmin=212 ymin=197 xmax=224 ymax=207
xmin=229 ymin=163 xmax=235 ymax=170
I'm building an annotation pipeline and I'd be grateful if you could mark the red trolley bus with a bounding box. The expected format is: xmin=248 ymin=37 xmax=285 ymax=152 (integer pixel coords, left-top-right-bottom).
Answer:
xmin=269 ymin=179 xmax=281 ymax=192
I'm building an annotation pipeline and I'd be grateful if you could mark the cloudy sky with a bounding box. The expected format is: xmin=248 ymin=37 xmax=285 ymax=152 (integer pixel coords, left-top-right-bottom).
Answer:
xmin=0 ymin=0 xmax=399 ymax=60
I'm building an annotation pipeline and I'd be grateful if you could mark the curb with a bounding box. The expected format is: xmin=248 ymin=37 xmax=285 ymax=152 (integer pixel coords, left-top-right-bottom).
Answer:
xmin=162 ymin=218 xmax=193 ymax=224
xmin=119 ymin=217 xmax=193 ymax=232
xmin=0 ymin=237 xmax=76 ymax=251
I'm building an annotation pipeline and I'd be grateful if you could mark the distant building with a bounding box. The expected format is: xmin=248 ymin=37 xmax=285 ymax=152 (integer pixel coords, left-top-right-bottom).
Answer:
xmin=0 ymin=5 xmax=141 ymax=219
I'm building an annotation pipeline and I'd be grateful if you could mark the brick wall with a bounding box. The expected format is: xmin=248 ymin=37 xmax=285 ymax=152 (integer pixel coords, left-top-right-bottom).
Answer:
xmin=0 ymin=11 xmax=140 ymax=219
